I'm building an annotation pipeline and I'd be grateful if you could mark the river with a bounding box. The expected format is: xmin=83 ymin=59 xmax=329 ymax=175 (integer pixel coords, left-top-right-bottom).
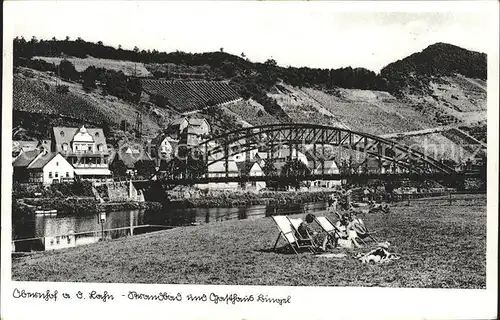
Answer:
xmin=12 ymin=201 xmax=329 ymax=252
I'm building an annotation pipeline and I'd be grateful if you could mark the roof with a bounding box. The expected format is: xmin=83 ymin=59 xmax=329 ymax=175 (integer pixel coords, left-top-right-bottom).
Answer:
xmin=169 ymin=117 xmax=208 ymax=128
xmin=187 ymin=118 xmax=208 ymax=127
xmin=169 ymin=118 xmax=187 ymax=127
xmin=53 ymin=126 xmax=109 ymax=155
xmin=28 ymin=152 xmax=61 ymax=169
xmin=311 ymin=160 xmax=339 ymax=174
xmin=12 ymin=149 xmax=42 ymax=167
xmin=235 ymin=161 xmax=261 ymax=175
xmin=116 ymin=150 xmax=153 ymax=169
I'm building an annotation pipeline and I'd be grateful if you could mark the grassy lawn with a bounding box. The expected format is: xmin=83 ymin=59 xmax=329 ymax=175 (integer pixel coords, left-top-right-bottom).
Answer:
xmin=12 ymin=195 xmax=486 ymax=288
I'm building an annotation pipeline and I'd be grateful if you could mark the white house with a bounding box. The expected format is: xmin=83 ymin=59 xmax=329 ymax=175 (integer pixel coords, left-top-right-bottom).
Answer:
xmin=236 ymin=161 xmax=266 ymax=191
xmin=12 ymin=150 xmax=74 ymax=184
xmin=196 ymin=158 xmax=240 ymax=190
xmin=52 ymin=126 xmax=112 ymax=180
xmin=150 ymin=133 xmax=179 ymax=163
xmin=309 ymin=159 xmax=341 ymax=189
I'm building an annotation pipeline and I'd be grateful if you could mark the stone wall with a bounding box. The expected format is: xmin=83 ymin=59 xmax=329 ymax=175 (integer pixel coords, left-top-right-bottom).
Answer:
xmin=106 ymin=181 xmax=145 ymax=202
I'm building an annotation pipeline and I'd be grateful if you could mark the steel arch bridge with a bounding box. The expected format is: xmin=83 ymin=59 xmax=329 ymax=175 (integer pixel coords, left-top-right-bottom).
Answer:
xmin=190 ymin=123 xmax=456 ymax=177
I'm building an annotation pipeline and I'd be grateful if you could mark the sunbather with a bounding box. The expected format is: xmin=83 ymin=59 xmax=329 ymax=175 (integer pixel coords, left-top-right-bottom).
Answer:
xmin=334 ymin=212 xmax=363 ymax=248
xmin=298 ymin=214 xmax=330 ymax=252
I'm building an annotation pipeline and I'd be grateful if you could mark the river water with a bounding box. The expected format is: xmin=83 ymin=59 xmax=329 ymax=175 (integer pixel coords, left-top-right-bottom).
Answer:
xmin=12 ymin=201 xmax=328 ymax=252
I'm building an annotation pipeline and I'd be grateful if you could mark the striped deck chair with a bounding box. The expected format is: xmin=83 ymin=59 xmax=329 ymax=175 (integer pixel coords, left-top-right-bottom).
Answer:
xmin=350 ymin=216 xmax=378 ymax=243
xmin=314 ymin=216 xmax=343 ymax=245
xmin=271 ymin=216 xmax=316 ymax=254
xmin=288 ymin=218 xmax=319 ymax=252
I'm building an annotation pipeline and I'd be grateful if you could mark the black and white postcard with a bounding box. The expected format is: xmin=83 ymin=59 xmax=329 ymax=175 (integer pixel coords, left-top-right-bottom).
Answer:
xmin=2 ymin=1 xmax=498 ymax=319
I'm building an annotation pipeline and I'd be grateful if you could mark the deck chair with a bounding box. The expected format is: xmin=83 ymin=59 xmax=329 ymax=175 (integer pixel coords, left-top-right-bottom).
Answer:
xmin=288 ymin=218 xmax=319 ymax=251
xmin=271 ymin=216 xmax=316 ymax=254
xmin=350 ymin=217 xmax=378 ymax=244
xmin=314 ymin=216 xmax=343 ymax=245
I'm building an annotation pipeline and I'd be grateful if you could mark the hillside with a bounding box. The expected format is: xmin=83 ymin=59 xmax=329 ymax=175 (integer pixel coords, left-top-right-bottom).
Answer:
xmin=381 ymin=43 xmax=487 ymax=96
xmin=141 ymin=79 xmax=241 ymax=113
xmin=12 ymin=38 xmax=488 ymax=164
xmin=34 ymin=56 xmax=152 ymax=77
xmin=12 ymin=68 xmax=175 ymax=142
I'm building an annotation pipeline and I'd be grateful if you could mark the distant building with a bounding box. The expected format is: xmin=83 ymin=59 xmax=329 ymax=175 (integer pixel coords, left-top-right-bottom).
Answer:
xmin=196 ymin=157 xmax=239 ymax=190
xmin=51 ymin=126 xmax=112 ymax=180
xmin=254 ymin=147 xmax=309 ymax=174
xmin=236 ymin=161 xmax=266 ymax=191
xmin=166 ymin=117 xmax=211 ymax=146
xmin=150 ymin=132 xmax=179 ymax=163
xmin=111 ymin=146 xmax=154 ymax=177
xmin=309 ymin=159 xmax=341 ymax=189
xmin=12 ymin=150 xmax=74 ymax=184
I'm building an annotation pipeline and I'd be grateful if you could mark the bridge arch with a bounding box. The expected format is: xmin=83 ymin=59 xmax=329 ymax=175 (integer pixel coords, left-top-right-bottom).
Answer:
xmin=192 ymin=123 xmax=455 ymax=175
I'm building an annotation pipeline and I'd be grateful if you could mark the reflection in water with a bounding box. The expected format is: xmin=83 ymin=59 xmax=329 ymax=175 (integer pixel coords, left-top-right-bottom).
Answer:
xmin=13 ymin=201 xmax=328 ymax=252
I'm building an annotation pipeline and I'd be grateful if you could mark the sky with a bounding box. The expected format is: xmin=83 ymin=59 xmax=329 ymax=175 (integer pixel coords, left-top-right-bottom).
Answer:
xmin=5 ymin=1 xmax=496 ymax=73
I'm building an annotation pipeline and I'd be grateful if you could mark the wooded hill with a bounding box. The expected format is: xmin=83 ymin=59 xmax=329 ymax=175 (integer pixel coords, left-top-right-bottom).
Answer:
xmin=12 ymin=37 xmax=488 ymax=155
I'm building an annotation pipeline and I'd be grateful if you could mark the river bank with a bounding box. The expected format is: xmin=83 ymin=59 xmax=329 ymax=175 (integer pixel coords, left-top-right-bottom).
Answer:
xmin=11 ymin=194 xmax=486 ymax=288
xmin=169 ymin=189 xmax=337 ymax=208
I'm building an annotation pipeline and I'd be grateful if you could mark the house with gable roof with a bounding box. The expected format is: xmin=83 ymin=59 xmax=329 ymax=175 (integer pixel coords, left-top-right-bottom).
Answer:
xmin=166 ymin=117 xmax=211 ymax=147
xmin=12 ymin=149 xmax=74 ymax=184
xmin=51 ymin=125 xmax=112 ymax=180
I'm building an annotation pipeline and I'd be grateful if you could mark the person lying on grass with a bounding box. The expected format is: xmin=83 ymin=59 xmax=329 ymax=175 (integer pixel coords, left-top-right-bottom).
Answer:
xmin=298 ymin=213 xmax=330 ymax=252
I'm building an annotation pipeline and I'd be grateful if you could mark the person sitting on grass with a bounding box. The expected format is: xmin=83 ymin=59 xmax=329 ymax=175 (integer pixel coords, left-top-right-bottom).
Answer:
xmin=298 ymin=213 xmax=330 ymax=252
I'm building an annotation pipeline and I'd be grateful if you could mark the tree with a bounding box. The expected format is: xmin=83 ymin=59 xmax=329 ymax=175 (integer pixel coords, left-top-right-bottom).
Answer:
xmin=262 ymin=159 xmax=278 ymax=177
xmin=59 ymin=59 xmax=78 ymax=81
xmin=221 ymin=61 xmax=237 ymax=78
xmin=97 ymin=41 xmax=103 ymax=46
xmin=135 ymin=160 xmax=156 ymax=178
xmin=133 ymin=46 xmax=140 ymax=53
xmin=65 ymin=36 xmax=70 ymax=41
xmin=265 ymin=58 xmax=277 ymax=67
xmin=110 ymin=156 xmax=128 ymax=177
xmin=220 ymin=47 xmax=224 ymax=52
xmin=118 ymin=44 xmax=122 ymax=50
xmin=280 ymin=159 xmax=311 ymax=189
xmin=82 ymin=66 xmax=98 ymax=90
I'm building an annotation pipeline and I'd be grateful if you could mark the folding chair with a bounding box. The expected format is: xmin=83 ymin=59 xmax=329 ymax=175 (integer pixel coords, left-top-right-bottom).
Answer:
xmin=314 ymin=216 xmax=344 ymax=246
xmin=271 ymin=216 xmax=316 ymax=254
xmin=351 ymin=217 xmax=378 ymax=243
xmin=288 ymin=218 xmax=319 ymax=252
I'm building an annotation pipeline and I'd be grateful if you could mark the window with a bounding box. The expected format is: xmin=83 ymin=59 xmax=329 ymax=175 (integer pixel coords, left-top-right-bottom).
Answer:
xmin=66 ymin=172 xmax=69 ymax=177
xmin=55 ymin=172 xmax=59 ymax=178
xmin=67 ymin=237 xmax=71 ymax=244
xmin=88 ymin=145 xmax=92 ymax=151
xmin=56 ymin=236 xmax=60 ymax=244
xmin=62 ymin=143 xmax=68 ymax=151
xmin=56 ymin=162 xmax=59 ymax=166
xmin=48 ymin=172 xmax=53 ymax=178
xmin=50 ymin=239 xmax=54 ymax=246
xmin=97 ymin=144 xmax=103 ymax=151
xmin=95 ymin=132 xmax=100 ymax=137
xmin=60 ymin=131 xmax=65 ymax=137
